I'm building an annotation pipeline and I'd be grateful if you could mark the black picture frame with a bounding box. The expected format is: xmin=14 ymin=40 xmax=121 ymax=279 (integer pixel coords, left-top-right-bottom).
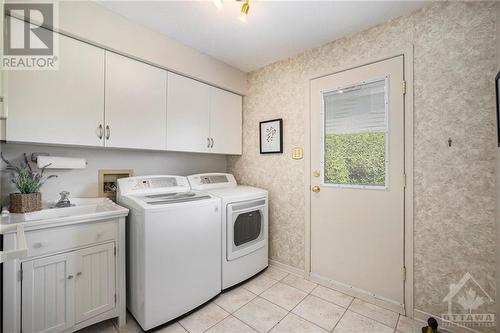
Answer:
xmin=259 ymin=118 xmax=283 ymax=154
xmin=496 ymin=70 xmax=500 ymax=147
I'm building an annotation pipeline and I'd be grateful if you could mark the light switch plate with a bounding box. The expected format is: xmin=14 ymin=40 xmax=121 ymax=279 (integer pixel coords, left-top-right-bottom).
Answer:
xmin=292 ymin=147 xmax=303 ymax=160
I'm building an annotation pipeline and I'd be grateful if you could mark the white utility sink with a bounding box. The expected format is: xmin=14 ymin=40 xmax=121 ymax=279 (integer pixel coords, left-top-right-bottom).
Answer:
xmin=1 ymin=197 xmax=128 ymax=226
xmin=0 ymin=197 xmax=129 ymax=263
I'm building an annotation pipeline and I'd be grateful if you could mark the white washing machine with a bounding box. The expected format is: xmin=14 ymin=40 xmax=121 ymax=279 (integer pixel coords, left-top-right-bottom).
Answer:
xmin=188 ymin=173 xmax=268 ymax=289
xmin=117 ymin=175 xmax=221 ymax=331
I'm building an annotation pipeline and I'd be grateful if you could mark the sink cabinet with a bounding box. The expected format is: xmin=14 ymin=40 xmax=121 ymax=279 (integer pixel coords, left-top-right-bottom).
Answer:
xmin=3 ymin=217 xmax=126 ymax=333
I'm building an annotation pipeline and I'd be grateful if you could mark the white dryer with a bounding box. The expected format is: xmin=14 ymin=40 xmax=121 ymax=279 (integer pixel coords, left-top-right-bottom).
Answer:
xmin=117 ymin=175 xmax=221 ymax=331
xmin=188 ymin=173 xmax=268 ymax=289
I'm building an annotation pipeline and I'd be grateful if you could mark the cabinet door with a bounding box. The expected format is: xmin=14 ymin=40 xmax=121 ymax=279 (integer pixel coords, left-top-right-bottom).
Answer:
xmin=74 ymin=242 xmax=116 ymax=323
xmin=22 ymin=253 xmax=75 ymax=333
xmin=167 ymin=72 xmax=210 ymax=153
xmin=210 ymin=88 xmax=242 ymax=154
xmin=6 ymin=32 xmax=105 ymax=146
xmin=105 ymin=52 xmax=167 ymax=150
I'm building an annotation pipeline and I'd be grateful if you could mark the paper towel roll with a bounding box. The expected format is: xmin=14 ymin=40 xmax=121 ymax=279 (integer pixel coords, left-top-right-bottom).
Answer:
xmin=37 ymin=156 xmax=87 ymax=169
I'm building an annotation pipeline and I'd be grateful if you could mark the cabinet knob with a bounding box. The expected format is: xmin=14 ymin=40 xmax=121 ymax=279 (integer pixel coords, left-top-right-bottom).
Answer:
xmin=34 ymin=240 xmax=48 ymax=248
xmin=77 ymin=272 xmax=82 ymax=276
xmin=67 ymin=275 xmax=74 ymax=280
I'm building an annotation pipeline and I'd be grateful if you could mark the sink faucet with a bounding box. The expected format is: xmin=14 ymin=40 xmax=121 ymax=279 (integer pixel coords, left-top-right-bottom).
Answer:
xmin=55 ymin=191 xmax=71 ymax=208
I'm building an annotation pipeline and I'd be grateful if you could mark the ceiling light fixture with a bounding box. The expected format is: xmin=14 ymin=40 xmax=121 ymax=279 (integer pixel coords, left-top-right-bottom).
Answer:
xmin=213 ymin=0 xmax=250 ymax=22
xmin=213 ymin=0 xmax=223 ymax=10
xmin=238 ymin=0 xmax=250 ymax=22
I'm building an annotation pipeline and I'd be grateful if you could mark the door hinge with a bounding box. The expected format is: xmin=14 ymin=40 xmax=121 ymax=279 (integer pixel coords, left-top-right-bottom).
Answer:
xmin=402 ymin=266 xmax=407 ymax=281
xmin=403 ymin=174 xmax=407 ymax=188
xmin=114 ymin=293 xmax=117 ymax=304
xmin=19 ymin=269 xmax=23 ymax=282
xmin=114 ymin=246 xmax=116 ymax=256
xmin=402 ymin=80 xmax=407 ymax=95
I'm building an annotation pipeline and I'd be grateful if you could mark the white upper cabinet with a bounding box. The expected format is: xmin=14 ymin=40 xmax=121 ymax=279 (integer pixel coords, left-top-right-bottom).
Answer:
xmin=167 ymin=72 xmax=210 ymax=153
xmin=105 ymin=52 xmax=167 ymax=150
xmin=5 ymin=27 xmax=242 ymax=154
xmin=6 ymin=33 xmax=105 ymax=147
xmin=210 ymin=88 xmax=242 ymax=155
xmin=167 ymin=72 xmax=243 ymax=154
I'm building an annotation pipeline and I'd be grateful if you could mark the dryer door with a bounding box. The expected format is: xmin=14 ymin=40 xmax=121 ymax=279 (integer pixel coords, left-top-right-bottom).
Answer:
xmin=227 ymin=198 xmax=267 ymax=261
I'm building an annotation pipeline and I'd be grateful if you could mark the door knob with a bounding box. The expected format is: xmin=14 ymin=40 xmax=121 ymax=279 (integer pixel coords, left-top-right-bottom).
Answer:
xmin=311 ymin=186 xmax=321 ymax=193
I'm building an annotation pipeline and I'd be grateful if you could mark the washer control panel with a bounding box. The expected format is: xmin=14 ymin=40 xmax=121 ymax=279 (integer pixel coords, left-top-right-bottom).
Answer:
xmin=117 ymin=175 xmax=190 ymax=195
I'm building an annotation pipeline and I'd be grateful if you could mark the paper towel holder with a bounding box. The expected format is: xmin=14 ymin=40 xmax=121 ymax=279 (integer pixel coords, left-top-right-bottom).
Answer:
xmin=30 ymin=152 xmax=50 ymax=163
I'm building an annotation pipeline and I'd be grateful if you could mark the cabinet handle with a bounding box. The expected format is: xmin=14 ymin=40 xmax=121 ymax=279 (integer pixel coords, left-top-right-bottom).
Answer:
xmin=67 ymin=275 xmax=74 ymax=280
xmin=105 ymin=125 xmax=110 ymax=140
xmin=207 ymin=137 xmax=210 ymax=148
xmin=210 ymin=138 xmax=214 ymax=148
xmin=98 ymin=125 xmax=103 ymax=139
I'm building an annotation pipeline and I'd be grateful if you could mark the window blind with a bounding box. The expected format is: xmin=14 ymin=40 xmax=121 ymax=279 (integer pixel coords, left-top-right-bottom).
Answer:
xmin=324 ymin=79 xmax=387 ymax=134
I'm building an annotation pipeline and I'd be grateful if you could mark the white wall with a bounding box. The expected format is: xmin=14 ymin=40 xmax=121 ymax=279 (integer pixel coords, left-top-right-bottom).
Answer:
xmin=0 ymin=143 xmax=227 ymax=205
xmin=8 ymin=0 xmax=247 ymax=94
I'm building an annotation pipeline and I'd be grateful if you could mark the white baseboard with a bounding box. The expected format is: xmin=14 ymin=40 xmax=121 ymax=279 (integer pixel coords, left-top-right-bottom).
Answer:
xmin=413 ymin=309 xmax=484 ymax=333
xmin=268 ymin=259 xmax=305 ymax=277
xmin=309 ymin=272 xmax=404 ymax=314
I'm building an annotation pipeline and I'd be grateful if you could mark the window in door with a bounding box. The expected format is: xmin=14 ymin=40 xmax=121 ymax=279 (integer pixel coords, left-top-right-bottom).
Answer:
xmin=322 ymin=78 xmax=389 ymax=188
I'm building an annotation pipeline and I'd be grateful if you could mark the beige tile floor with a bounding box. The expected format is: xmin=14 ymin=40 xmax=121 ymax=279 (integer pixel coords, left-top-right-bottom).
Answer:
xmin=77 ymin=266 xmax=426 ymax=333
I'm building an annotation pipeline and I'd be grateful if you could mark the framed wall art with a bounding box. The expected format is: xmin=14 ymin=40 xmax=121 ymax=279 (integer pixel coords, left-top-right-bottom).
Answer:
xmin=260 ymin=118 xmax=283 ymax=154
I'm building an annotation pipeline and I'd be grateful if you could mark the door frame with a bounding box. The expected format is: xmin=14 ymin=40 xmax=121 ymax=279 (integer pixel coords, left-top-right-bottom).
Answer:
xmin=303 ymin=46 xmax=414 ymax=316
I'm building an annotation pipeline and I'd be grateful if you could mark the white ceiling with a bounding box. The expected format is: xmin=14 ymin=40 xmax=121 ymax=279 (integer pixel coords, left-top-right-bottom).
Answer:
xmin=97 ymin=1 xmax=426 ymax=72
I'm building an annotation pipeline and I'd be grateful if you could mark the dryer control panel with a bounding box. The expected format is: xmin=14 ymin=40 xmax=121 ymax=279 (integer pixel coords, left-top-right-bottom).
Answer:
xmin=188 ymin=173 xmax=237 ymax=190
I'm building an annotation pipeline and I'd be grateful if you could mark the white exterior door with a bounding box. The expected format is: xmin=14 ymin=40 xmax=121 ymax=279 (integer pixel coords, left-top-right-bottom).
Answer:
xmin=209 ymin=88 xmax=242 ymax=155
xmin=310 ymin=56 xmax=405 ymax=311
xmin=75 ymin=242 xmax=116 ymax=323
xmin=167 ymin=72 xmax=210 ymax=153
xmin=7 ymin=30 xmax=105 ymax=147
xmin=22 ymin=253 xmax=75 ymax=333
xmin=105 ymin=52 xmax=167 ymax=150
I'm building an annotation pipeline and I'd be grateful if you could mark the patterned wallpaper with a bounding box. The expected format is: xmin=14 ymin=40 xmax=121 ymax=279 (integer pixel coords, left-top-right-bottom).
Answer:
xmin=228 ymin=2 xmax=496 ymax=322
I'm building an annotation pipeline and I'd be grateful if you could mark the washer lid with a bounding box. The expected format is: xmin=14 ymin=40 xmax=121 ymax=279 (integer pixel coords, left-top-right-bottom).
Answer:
xmin=141 ymin=192 xmax=212 ymax=205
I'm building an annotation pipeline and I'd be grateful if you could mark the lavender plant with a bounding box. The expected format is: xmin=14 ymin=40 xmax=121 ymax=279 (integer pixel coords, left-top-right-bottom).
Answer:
xmin=1 ymin=153 xmax=57 ymax=194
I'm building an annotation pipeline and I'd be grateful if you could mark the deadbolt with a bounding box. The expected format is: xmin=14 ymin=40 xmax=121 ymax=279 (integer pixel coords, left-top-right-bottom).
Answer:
xmin=311 ymin=186 xmax=321 ymax=193
xmin=313 ymin=170 xmax=320 ymax=178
